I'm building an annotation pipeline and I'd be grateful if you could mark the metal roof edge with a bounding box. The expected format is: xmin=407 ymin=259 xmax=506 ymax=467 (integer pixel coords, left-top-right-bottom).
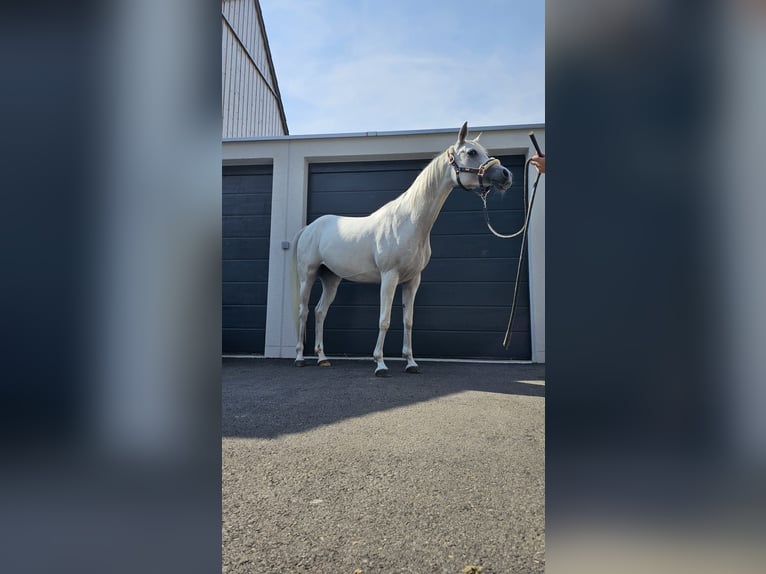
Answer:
xmin=253 ymin=0 xmax=289 ymax=135
xmin=222 ymin=122 xmax=546 ymax=143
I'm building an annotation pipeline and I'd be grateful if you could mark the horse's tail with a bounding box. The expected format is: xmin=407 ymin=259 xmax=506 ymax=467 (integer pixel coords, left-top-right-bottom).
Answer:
xmin=290 ymin=226 xmax=306 ymax=340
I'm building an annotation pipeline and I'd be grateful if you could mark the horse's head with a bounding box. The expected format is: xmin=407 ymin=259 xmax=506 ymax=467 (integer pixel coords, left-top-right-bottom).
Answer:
xmin=447 ymin=121 xmax=513 ymax=193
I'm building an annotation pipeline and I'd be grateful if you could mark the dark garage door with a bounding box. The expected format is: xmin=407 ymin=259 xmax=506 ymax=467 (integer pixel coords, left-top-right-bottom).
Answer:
xmin=222 ymin=165 xmax=272 ymax=353
xmin=305 ymin=156 xmax=531 ymax=360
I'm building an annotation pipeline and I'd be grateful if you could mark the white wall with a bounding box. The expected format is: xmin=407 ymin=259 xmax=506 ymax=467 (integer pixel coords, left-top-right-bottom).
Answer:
xmin=223 ymin=125 xmax=545 ymax=362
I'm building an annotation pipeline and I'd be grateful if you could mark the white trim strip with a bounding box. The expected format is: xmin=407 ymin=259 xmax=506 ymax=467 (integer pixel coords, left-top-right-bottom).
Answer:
xmin=222 ymin=354 xmax=535 ymax=365
xmin=222 ymin=123 xmax=546 ymax=143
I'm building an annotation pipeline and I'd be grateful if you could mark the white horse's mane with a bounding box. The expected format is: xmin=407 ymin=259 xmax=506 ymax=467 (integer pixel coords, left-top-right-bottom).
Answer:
xmin=391 ymin=149 xmax=450 ymax=216
xmin=392 ymin=138 xmax=488 ymax=215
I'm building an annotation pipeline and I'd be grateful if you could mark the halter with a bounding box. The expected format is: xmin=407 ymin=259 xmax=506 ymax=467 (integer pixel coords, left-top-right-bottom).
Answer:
xmin=446 ymin=145 xmax=501 ymax=195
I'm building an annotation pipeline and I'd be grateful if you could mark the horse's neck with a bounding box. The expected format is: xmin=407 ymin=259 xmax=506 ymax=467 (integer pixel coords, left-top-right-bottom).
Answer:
xmin=393 ymin=152 xmax=453 ymax=234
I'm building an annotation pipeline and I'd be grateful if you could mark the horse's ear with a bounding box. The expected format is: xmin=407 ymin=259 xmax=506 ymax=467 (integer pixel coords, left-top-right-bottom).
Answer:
xmin=457 ymin=121 xmax=468 ymax=144
xmin=474 ymin=132 xmax=482 ymax=142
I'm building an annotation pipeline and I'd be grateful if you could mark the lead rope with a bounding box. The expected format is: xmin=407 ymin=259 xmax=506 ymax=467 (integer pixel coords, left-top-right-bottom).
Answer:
xmin=501 ymin=158 xmax=541 ymax=349
xmin=450 ymin=146 xmax=541 ymax=349
xmin=478 ymin=156 xmax=540 ymax=239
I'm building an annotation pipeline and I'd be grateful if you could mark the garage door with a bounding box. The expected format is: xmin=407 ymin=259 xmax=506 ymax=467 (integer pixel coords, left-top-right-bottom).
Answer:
xmin=305 ymin=156 xmax=530 ymax=360
xmin=222 ymin=165 xmax=272 ymax=353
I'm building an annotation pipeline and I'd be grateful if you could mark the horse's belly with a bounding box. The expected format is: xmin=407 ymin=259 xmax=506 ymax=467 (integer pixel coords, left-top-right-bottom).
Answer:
xmin=326 ymin=261 xmax=381 ymax=283
xmin=321 ymin=248 xmax=381 ymax=282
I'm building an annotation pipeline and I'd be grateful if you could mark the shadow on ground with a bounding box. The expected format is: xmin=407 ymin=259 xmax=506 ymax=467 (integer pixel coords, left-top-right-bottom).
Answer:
xmin=223 ymin=357 xmax=545 ymax=439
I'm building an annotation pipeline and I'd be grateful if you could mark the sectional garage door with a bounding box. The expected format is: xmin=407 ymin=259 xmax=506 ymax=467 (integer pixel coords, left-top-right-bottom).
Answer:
xmin=305 ymin=156 xmax=531 ymax=360
xmin=222 ymin=165 xmax=272 ymax=353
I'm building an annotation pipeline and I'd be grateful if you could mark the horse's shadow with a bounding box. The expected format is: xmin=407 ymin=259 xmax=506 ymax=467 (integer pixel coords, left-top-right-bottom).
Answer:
xmin=222 ymin=358 xmax=544 ymax=439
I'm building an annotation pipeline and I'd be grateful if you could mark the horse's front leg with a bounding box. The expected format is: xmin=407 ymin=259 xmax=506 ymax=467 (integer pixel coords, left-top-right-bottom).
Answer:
xmin=373 ymin=271 xmax=399 ymax=377
xmin=401 ymin=273 xmax=421 ymax=374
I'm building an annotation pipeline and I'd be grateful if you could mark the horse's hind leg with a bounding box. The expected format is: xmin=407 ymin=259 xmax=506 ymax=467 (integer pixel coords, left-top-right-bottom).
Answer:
xmin=314 ymin=269 xmax=341 ymax=366
xmin=295 ymin=265 xmax=318 ymax=367
xmin=401 ymin=273 xmax=422 ymax=374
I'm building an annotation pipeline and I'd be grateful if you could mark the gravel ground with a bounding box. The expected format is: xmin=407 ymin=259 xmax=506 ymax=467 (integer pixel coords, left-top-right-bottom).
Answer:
xmin=223 ymin=358 xmax=545 ymax=573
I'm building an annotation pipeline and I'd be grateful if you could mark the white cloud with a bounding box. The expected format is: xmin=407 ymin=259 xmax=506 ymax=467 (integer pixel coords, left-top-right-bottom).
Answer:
xmin=261 ymin=0 xmax=545 ymax=134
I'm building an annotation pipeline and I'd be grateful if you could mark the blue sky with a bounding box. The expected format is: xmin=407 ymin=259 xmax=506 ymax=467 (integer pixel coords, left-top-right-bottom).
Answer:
xmin=259 ymin=0 xmax=545 ymax=135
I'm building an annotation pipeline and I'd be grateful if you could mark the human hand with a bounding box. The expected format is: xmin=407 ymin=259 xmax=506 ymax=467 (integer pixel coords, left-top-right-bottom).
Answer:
xmin=530 ymin=154 xmax=545 ymax=174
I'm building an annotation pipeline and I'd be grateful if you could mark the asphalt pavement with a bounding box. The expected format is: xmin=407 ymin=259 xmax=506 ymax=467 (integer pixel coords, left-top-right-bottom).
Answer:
xmin=222 ymin=357 xmax=545 ymax=573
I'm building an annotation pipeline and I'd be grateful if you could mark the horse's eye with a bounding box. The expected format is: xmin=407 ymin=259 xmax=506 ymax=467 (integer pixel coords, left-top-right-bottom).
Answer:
xmin=467 ymin=149 xmax=477 ymax=157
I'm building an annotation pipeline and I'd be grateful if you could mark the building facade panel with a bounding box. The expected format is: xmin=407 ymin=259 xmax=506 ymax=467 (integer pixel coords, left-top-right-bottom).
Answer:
xmin=221 ymin=0 xmax=288 ymax=138
xmin=222 ymin=164 xmax=274 ymax=354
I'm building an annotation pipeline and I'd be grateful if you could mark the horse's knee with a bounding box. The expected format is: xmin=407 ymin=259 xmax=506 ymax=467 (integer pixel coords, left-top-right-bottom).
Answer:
xmin=379 ymin=319 xmax=390 ymax=331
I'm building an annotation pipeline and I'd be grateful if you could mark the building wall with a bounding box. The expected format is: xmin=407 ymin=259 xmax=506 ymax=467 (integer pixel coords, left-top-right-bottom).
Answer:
xmin=222 ymin=125 xmax=546 ymax=363
xmin=222 ymin=0 xmax=288 ymax=137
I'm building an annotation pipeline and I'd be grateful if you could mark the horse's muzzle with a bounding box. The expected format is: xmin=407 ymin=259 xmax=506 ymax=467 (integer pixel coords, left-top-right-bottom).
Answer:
xmin=489 ymin=166 xmax=513 ymax=191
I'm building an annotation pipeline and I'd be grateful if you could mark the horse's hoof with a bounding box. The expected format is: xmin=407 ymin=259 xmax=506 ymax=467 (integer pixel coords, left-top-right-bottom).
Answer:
xmin=294 ymin=360 xmax=306 ymax=367
xmin=405 ymin=365 xmax=420 ymax=374
xmin=317 ymin=359 xmax=331 ymax=367
xmin=375 ymin=368 xmax=390 ymax=378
